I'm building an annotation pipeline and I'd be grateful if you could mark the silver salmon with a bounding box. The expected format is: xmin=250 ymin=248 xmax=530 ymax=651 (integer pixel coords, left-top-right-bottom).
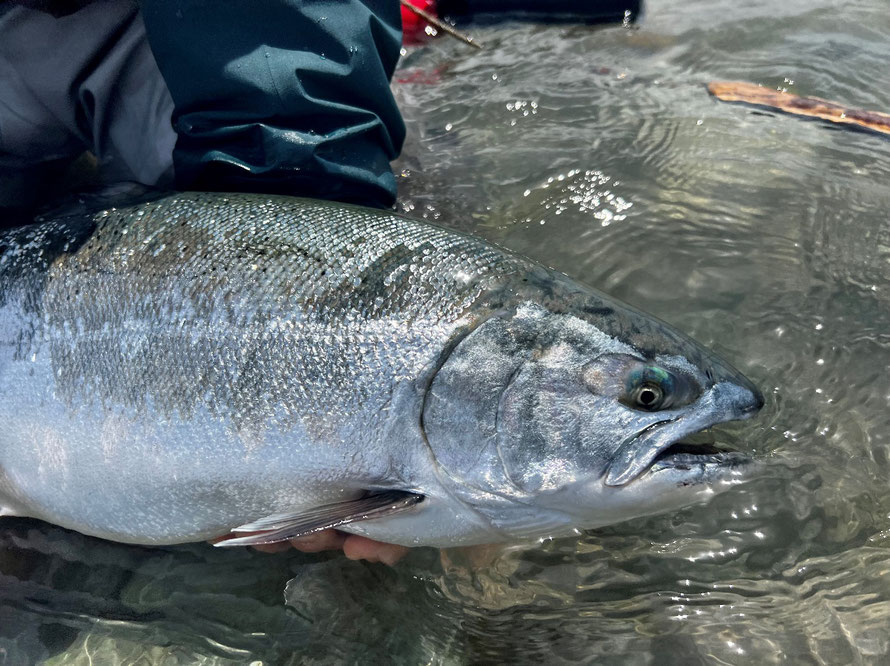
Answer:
xmin=0 ymin=192 xmax=763 ymax=547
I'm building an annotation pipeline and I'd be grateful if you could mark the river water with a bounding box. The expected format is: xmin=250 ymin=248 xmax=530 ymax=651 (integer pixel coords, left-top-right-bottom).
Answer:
xmin=3 ymin=0 xmax=890 ymax=663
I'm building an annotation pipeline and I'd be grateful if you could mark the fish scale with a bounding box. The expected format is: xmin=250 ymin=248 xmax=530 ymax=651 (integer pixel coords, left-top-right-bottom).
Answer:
xmin=40 ymin=195 xmax=517 ymax=421
xmin=0 ymin=192 xmax=762 ymax=547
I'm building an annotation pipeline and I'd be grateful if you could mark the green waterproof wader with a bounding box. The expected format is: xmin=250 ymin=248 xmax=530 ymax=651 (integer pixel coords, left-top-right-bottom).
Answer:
xmin=140 ymin=0 xmax=406 ymax=208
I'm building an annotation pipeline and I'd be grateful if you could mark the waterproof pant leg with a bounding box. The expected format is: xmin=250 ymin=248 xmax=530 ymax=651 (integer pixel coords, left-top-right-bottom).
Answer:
xmin=140 ymin=0 xmax=406 ymax=208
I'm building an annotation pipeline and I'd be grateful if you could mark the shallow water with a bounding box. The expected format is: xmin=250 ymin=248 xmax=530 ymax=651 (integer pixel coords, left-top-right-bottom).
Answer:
xmin=4 ymin=0 xmax=890 ymax=663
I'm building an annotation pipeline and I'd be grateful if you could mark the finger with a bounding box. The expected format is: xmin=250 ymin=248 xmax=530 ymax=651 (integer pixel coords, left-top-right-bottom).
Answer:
xmin=342 ymin=535 xmax=409 ymax=566
xmin=288 ymin=530 xmax=348 ymax=553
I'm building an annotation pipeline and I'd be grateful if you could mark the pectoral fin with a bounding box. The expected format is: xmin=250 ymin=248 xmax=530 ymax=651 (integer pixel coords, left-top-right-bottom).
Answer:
xmin=213 ymin=490 xmax=423 ymax=547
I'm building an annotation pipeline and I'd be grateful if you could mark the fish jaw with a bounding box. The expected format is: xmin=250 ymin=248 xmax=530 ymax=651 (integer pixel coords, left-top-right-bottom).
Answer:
xmin=531 ymin=448 xmax=758 ymax=535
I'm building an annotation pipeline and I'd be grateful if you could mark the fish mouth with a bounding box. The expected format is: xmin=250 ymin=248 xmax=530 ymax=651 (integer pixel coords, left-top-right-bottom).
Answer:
xmin=647 ymin=435 xmax=750 ymax=473
xmin=604 ymin=381 xmax=762 ymax=487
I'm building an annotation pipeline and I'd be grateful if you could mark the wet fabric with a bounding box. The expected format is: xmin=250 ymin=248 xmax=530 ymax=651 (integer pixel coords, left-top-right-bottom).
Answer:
xmin=0 ymin=0 xmax=176 ymax=218
xmin=140 ymin=0 xmax=406 ymax=208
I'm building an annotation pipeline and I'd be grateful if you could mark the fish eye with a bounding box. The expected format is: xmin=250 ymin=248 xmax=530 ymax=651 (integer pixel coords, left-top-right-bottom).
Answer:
xmin=622 ymin=365 xmax=677 ymax=412
xmin=631 ymin=383 xmax=664 ymax=410
xmin=583 ymin=356 xmax=702 ymax=410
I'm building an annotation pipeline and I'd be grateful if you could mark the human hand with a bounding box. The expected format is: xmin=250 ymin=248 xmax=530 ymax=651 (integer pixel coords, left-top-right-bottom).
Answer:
xmin=213 ymin=529 xmax=410 ymax=566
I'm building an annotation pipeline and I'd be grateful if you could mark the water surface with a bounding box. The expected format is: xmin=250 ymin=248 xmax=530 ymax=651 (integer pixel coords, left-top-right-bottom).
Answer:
xmin=4 ymin=0 xmax=890 ymax=662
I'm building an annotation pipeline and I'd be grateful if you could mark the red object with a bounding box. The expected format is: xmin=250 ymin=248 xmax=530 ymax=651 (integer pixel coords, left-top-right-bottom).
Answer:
xmin=401 ymin=0 xmax=439 ymax=46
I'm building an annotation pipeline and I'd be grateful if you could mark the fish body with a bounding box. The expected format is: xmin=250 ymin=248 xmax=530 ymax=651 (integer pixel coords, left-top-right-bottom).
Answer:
xmin=0 ymin=193 xmax=762 ymax=547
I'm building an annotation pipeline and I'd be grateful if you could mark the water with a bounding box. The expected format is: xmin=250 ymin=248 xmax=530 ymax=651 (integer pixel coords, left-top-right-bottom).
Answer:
xmin=3 ymin=0 xmax=890 ymax=662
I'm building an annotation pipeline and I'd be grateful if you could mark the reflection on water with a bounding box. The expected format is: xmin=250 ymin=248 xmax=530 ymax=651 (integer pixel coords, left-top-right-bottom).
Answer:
xmin=4 ymin=0 xmax=890 ymax=662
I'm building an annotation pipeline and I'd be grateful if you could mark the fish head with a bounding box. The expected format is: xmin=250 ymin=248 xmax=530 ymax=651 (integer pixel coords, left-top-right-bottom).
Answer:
xmin=422 ymin=273 xmax=764 ymax=541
